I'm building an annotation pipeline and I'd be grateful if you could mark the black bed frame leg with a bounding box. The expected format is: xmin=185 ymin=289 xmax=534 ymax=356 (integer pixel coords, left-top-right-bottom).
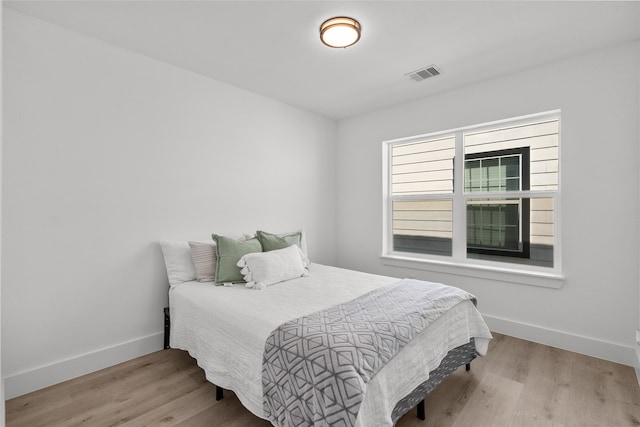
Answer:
xmin=415 ymin=360 xmax=471 ymax=421
xmin=163 ymin=307 xmax=170 ymax=349
xmin=216 ymin=386 xmax=224 ymax=401
xmin=417 ymin=399 xmax=425 ymax=420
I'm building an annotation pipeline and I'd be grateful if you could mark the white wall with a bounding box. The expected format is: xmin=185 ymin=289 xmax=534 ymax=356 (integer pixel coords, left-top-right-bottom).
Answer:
xmin=0 ymin=1 xmax=5 ymax=423
xmin=336 ymin=41 xmax=640 ymax=367
xmin=1 ymin=9 xmax=337 ymax=398
xmin=637 ymin=55 xmax=640 ymax=384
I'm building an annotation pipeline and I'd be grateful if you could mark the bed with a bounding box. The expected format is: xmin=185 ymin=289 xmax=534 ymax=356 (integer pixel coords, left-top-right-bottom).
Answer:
xmin=165 ymin=246 xmax=493 ymax=427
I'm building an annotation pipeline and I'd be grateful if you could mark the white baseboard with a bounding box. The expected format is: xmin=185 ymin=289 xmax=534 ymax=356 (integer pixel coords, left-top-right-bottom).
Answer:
xmin=4 ymin=332 xmax=164 ymax=400
xmin=483 ymin=314 xmax=637 ymax=367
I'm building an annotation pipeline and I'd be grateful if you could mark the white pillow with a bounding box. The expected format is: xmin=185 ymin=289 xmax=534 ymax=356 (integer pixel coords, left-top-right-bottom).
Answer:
xmin=159 ymin=241 xmax=196 ymax=287
xmin=237 ymin=245 xmax=309 ymax=290
xmin=188 ymin=241 xmax=217 ymax=282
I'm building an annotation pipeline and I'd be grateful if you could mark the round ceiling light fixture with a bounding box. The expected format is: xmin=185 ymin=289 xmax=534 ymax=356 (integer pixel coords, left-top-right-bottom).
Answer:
xmin=319 ymin=16 xmax=361 ymax=48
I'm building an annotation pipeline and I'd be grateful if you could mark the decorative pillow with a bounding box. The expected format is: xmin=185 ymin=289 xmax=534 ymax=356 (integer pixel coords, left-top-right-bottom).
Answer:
xmin=159 ymin=241 xmax=196 ymax=287
xmin=212 ymin=234 xmax=262 ymax=283
xmin=256 ymin=230 xmax=302 ymax=252
xmin=283 ymin=228 xmax=308 ymax=255
xmin=188 ymin=241 xmax=217 ymax=282
xmin=237 ymin=245 xmax=310 ymax=290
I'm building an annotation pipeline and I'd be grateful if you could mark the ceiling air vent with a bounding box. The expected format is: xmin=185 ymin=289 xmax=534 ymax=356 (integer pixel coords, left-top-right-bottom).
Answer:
xmin=406 ymin=65 xmax=441 ymax=82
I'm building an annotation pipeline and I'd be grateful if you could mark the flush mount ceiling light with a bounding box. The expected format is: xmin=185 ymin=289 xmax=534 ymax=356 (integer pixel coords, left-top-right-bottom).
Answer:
xmin=320 ymin=16 xmax=361 ymax=48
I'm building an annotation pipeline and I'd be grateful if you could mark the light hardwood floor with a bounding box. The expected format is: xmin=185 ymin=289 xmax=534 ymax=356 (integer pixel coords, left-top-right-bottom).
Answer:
xmin=6 ymin=333 xmax=640 ymax=426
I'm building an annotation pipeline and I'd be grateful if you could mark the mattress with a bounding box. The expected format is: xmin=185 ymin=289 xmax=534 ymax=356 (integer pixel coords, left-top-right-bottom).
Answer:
xmin=169 ymin=263 xmax=492 ymax=427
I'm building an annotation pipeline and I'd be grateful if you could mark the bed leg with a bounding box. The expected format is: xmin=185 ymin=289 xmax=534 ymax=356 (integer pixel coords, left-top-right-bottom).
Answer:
xmin=163 ymin=307 xmax=170 ymax=349
xmin=216 ymin=386 xmax=224 ymax=401
xmin=417 ymin=399 xmax=425 ymax=420
xmin=466 ymin=362 xmax=471 ymax=371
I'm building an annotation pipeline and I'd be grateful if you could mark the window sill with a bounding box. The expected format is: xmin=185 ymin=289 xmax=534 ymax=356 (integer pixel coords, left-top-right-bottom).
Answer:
xmin=380 ymin=254 xmax=564 ymax=289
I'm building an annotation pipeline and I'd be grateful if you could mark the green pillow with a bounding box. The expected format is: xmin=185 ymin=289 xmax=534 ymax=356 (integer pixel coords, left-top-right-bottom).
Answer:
xmin=212 ymin=234 xmax=262 ymax=283
xmin=256 ymin=230 xmax=302 ymax=252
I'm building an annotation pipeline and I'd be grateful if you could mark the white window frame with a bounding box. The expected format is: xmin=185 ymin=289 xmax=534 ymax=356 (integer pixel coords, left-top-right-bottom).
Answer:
xmin=381 ymin=110 xmax=564 ymax=288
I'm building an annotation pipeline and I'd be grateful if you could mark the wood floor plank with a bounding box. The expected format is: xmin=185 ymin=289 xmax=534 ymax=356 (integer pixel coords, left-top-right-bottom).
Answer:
xmin=562 ymin=353 xmax=640 ymax=427
xmin=117 ymin=383 xmax=220 ymax=426
xmin=173 ymin=391 xmax=271 ymax=427
xmin=6 ymin=350 xmax=184 ymax=422
xmin=7 ymin=350 xmax=203 ymax=427
xmin=63 ymin=364 xmax=205 ymax=427
xmin=451 ymin=372 xmax=524 ymax=426
xmin=510 ymin=342 xmax=576 ymax=426
xmin=6 ymin=333 xmax=640 ymax=426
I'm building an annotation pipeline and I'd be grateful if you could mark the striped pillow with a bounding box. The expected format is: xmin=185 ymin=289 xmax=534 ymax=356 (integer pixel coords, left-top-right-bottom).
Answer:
xmin=188 ymin=241 xmax=217 ymax=282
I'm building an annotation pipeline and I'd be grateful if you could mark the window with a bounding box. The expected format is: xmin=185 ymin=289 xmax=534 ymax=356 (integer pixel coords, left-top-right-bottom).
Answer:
xmin=465 ymin=147 xmax=530 ymax=259
xmin=383 ymin=112 xmax=560 ymax=274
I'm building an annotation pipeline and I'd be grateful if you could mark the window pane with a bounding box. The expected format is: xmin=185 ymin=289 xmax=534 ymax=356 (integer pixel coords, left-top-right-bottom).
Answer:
xmin=464 ymin=119 xmax=558 ymax=190
xmin=393 ymin=200 xmax=452 ymax=256
xmin=465 ymin=153 xmax=522 ymax=192
xmin=505 ymin=177 xmax=520 ymax=191
xmin=503 ymin=156 xmax=520 ymax=178
xmin=467 ymin=197 xmax=554 ymax=267
xmin=392 ymin=136 xmax=455 ymax=195
xmin=467 ymin=200 xmax=521 ymax=251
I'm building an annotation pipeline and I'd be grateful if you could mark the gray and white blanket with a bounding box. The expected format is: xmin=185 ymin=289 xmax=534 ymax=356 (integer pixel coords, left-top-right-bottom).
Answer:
xmin=262 ymin=278 xmax=475 ymax=427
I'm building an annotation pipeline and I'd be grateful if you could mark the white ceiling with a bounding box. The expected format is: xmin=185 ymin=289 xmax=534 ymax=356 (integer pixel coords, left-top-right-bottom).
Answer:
xmin=5 ymin=1 xmax=640 ymax=120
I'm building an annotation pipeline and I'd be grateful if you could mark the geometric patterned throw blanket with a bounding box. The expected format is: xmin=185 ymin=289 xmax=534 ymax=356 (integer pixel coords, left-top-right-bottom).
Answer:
xmin=262 ymin=279 xmax=475 ymax=427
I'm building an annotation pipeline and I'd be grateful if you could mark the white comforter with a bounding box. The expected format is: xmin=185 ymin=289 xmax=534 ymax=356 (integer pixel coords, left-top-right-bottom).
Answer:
xmin=169 ymin=263 xmax=492 ymax=427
